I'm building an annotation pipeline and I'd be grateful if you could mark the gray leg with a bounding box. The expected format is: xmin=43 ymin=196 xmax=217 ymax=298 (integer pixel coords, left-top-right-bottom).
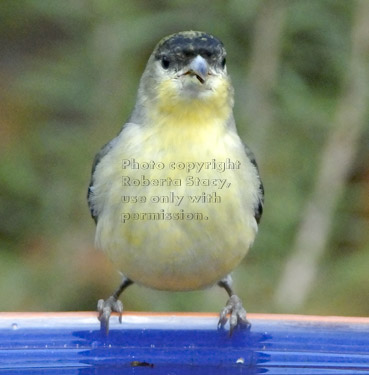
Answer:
xmin=97 ymin=277 xmax=133 ymax=334
xmin=218 ymin=275 xmax=250 ymax=335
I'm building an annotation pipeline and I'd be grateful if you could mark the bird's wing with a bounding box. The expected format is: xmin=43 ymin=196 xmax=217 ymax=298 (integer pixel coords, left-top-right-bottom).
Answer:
xmin=87 ymin=136 xmax=119 ymax=224
xmin=243 ymin=142 xmax=264 ymax=224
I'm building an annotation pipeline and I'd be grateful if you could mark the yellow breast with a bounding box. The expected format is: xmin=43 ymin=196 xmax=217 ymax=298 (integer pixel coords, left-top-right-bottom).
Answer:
xmin=92 ymin=83 xmax=259 ymax=291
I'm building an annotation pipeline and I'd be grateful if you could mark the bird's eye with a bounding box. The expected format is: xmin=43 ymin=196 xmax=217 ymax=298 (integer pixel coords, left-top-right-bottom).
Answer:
xmin=221 ymin=57 xmax=226 ymax=69
xmin=161 ymin=56 xmax=170 ymax=69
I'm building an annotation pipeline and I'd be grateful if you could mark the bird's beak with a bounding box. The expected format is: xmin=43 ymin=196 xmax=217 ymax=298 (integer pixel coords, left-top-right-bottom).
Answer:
xmin=184 ymin=55 xmax=208 ymax=84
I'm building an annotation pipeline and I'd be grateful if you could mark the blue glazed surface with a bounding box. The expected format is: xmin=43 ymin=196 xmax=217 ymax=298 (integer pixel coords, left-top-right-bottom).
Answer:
xmin=0 ymin=314 xmax=368 ymax=374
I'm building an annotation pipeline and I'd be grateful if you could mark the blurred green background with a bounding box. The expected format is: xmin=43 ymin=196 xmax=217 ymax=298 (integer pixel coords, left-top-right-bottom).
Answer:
xmin=0 ymin=0 xmax=368 ymax=317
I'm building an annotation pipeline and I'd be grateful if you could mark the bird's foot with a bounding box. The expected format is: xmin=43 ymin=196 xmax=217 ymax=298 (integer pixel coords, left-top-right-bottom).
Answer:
xmin=218 ymin=294 xmax=251 ymax=335
xmin=97 ymin=296 xmax=123 ymax=334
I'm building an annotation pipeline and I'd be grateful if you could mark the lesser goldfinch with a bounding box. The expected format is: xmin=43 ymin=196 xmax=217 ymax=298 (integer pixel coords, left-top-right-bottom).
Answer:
xmin=88 ymin=31 xmax=264 ymax=335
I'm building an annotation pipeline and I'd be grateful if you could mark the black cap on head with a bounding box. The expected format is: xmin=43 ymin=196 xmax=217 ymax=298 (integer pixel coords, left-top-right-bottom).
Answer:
xmin=154 ymin=31 xmax=226 ymax=69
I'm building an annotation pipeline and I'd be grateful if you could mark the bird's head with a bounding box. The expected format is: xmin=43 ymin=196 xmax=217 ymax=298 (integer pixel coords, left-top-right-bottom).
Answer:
xmin=135 ymin=31 xmax=234 ymax=125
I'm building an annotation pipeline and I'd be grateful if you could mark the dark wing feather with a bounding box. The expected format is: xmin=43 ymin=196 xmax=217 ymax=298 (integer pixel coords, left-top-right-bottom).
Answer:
xmin=87 ymin=137 xmax=118 ymax=224
xmin=243 ymin=142 xmax=264 ymax=224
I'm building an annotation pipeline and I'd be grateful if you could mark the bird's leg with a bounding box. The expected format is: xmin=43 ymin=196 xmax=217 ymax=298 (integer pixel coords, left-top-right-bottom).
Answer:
xmin=217 ymin=275 xmax=250 ymax=335
xmin=97 ymin=277 xmax=133 ymax=334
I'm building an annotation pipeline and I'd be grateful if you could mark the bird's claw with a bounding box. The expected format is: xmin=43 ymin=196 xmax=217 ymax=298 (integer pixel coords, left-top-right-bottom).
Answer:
xmin=218 ymin=295 xmax=250 ymax=335
xmin=97 ymin=296 xmax=123 ymax=334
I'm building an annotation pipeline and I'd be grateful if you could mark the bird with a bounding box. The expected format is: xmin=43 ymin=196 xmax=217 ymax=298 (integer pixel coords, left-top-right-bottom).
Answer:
xmin=88 ymin=31 xmax=264 ymax=335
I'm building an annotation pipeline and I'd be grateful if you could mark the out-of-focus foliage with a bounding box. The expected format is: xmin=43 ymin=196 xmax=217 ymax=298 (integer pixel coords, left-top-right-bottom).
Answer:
xmin=0 ymin=0 xmax=368 ymax=316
